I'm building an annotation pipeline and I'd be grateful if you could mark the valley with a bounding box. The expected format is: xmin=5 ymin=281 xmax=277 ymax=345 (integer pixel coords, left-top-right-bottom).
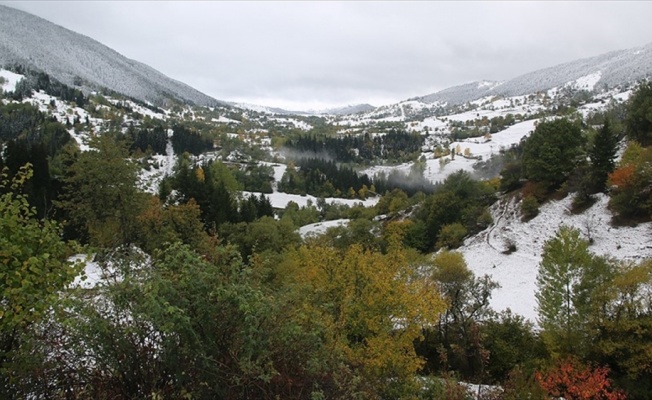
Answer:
xmin=1 ymin=3 xmax=652 ymax=398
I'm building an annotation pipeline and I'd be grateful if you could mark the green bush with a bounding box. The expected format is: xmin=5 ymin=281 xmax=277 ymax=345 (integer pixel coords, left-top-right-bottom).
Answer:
xmin=521 ymin=195 xmax=539 ymax=221
xmin=436 ymin=223 xmax=468 ymax=249
xmin=477 ymin=209 xmax=494 ymax=229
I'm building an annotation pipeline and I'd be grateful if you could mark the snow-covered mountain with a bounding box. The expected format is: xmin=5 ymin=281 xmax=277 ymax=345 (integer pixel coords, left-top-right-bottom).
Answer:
xmin=228 ymin=102 xmax=313 ymax=116
xmin=415 ymin=81 xmax=502 ymax=107
xmin=317 ymin=104 xmax=376 ymax=116
xmin=0 ymin=5 xmax=223 ymax=107
xmin=230 ymin=102 xmax=376 ymax=116
xmin=415 ymin=43 xmax=652 ymax=106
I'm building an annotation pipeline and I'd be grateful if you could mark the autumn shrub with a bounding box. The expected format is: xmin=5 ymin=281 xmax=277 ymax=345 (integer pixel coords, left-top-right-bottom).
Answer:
xmin=535 ymin=357 xmax=627 ymax=400
xmin=608 ymin=142 xmax=652 ymax=221
xmin=521 ymin=181 xmax=547 ymax=202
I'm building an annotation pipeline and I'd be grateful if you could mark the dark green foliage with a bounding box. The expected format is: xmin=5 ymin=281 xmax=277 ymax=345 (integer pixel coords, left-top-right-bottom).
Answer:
xmin=482 ymin=311 xmax=547 ymax=383
xmin=2 ymin=141 xmax=53 ymax=219
xmin=0 ymin=108 xmax=72 ymax=219
xmin=522 ymin=119 xmax=585 ymax=190
xmin=7 ymin=70 xmax=85 ymax=106
xmin=499 ymin=158 xmax=524 ymax=192
xmin=170 ymin=124 xmax=213 ymax=155
xmin=0 ymin=102 xmax=48 ymax=141
xmin=165 ymin=158 xmax=272 ymax=231
xmin=588 ymin=119 xmax=619 ymax=193
xmin=414 ymin=170 xmax=496 ymax=251
xmin=279 ymin=158 xmax=374 ymax=198
xmin=125 ymin=123 xmax=168 ymax=155
xmin=239 ymin=193 xmax=274 ymax=223
xmin=279 ymin=200 xmax=320 ymax=228
xmin=589 ymin=317 xmax=652 ymax=399
xmin=11 ymin=78 xmax=33 ymax=100
xmin=403 ymin=219 xmax=430 ymax=253
xmin=42 ymin=244 xmax=288 ymax=399
xmin=625 ymin=81 xmax=652 ymax=146
xmin=373 ymin=166 xmax=438 ymax=195
xmin=165 ymin=156 xmax=240 ymax=230
xmin=283 ymin=129 xmax=424 ymax=164
xmin=234 ymin=163 xmax=274 ymax=193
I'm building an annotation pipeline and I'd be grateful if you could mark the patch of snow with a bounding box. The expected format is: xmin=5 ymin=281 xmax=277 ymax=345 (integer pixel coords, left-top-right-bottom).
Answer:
xmin=299 ymin=219 xmax=350 ymax=238
xmin=362 ymin=119 xmax=537 ymax=185
xmin=67 ymin=128 xmax=91 ymax=151
xmin=243 ymin=190 xmax=379 ymax=210
xmin=69 ymin=254 xmax=104 ymax=289
xmin=569 ymin=71 xmax=602 ymax=91
xmin=460 ymin=193 xmax=652 ymax=324
xmin=0 ymin=68 xmax=24 ymax=92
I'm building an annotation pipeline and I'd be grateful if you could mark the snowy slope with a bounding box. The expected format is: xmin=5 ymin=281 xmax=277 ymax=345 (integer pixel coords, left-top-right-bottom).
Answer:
xmin=416 ymin=81 xmax=502 ymax=107
xmin=460 ymin=194 xmax=652 ymax=324
xmin=0 ymin=5 xmax=223 ymax=107
xmin=0 ymin=68 xmax=24 ymax=92
xmin=416 ymin=43 xmax=652 ymax=107
xmin=362 ymin=119 xmax=538 ymax=184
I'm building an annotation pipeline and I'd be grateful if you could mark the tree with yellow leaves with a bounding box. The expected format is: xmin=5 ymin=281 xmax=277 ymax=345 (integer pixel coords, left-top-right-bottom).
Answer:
xmin=278 ymin=222 xmax=446 ymax=397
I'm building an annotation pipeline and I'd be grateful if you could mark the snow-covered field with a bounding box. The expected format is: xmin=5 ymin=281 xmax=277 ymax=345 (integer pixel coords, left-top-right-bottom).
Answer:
xmin=0 ymin=68 xmax=24 ymax=92
xmin=243 ymin=190 xmax=378 ymax=210
xmin=363 ymin=119 xmax=538 ymax=184
xmin=460 ymin=193 xmax=652 ymax=324
xmin=299 ymin=218 xmax=350 ymax=238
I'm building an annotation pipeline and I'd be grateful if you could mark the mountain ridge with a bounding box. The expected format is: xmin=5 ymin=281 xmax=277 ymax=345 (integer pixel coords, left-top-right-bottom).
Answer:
xmin=0 ymin=5 xmax=224 ymax=107
xmin=2 ymin=4 xmax=652 ymax=116
xmin=415 ymin=42 xmax=652 ymax=107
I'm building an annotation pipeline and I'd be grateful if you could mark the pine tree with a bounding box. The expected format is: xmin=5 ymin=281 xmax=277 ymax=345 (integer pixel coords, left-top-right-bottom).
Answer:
xmin=589 ymin=119 xmax=618 ymax=193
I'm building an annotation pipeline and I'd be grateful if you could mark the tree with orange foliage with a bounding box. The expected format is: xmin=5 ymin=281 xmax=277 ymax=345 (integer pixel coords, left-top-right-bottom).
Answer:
xmin=608 ymin=164 xmax=635 ymax=189
xmin=607 ymin=142 xmax=652 ymax=219
xmin=536 ymin=357 xmax=627 ymax=400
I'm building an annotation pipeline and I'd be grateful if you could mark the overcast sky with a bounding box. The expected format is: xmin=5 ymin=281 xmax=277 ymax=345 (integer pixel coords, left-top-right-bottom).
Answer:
xmin=3 ymin=1 xmax=652 ymax=110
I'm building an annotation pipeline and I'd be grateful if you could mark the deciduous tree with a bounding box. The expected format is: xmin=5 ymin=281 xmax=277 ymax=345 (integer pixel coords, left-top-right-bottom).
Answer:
xmin=0 ymin=165 xmax=81 ymax=396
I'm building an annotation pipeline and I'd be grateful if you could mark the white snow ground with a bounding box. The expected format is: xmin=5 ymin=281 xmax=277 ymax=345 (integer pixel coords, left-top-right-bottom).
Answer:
xmin=299 ymin=219 xmax=350 ymax=238
xmin=460 ymin=193 xmax=652 ymax=324
xmin=243 ymin=190 xmax=378 ymax=210
xmin=0 ymin=68 xmax=24 ymax=92
xmin=363 ymin=119 xmax=538 ymax=184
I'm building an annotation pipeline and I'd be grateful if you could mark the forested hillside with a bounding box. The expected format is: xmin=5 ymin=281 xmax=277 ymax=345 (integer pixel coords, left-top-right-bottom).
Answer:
xmin=1 ymin=24 xmax=652 ymax=399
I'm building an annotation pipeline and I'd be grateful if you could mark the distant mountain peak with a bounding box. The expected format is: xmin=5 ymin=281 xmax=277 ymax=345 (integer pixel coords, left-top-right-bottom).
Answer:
xmin=415 ymin=43 xmax=652 ymax=107
xmin=0 ymin=5 xmax=224 ymax=107
xmin=316 ymin=104 xmax=376 ymax=115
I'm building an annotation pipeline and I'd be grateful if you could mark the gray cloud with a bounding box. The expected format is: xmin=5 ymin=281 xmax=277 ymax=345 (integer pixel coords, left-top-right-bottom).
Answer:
xmin=3 ymin=1 xmax=652 ymax=110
